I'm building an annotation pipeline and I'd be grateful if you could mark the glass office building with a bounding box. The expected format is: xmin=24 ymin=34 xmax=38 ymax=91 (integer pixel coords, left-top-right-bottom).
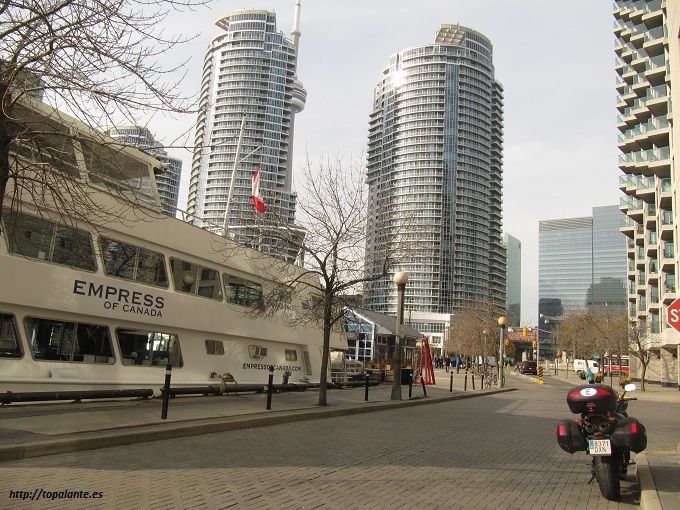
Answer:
xmin=186 ymin=6 xmax=306 ymax=256
xmin=362 ymin=25 xmax=506 ymax=351
xmin=538 ymin=205 xmax=627 ymax=321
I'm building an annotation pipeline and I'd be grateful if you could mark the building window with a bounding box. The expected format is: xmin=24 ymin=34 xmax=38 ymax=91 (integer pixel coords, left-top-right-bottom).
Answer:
xmin=26 ymin=317 xmax=113 ymax=363
xmin=170 ymin=258 xmax=222 ymax=300
xmin=3 ymin=209 xmax=96 ymax=271
xmin=205 ymin=339 xmax=225 ymax=355
xmin=285 ymin=349 xmax=297 ymax=361
xmin=117 ymin=329 xmax=183 ymax=367
xmin=0 ymin=313 xmax=22 ymax=358
xmin=99 ymin=237 xmax=168 ymax=287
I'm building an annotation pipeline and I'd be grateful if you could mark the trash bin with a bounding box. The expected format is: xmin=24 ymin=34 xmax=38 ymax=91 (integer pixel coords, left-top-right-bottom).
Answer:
xmin=401 ymin=368 xmax=412 ymax=385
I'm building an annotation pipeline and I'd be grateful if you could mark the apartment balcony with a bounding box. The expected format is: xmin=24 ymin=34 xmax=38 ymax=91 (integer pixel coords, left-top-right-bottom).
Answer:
xmin=661 ymin=242 xmax=675 ymax=271
xmin=649 ymin=146 xmax=671 ymax=177
xmin=621 ymin=215 xmax=636 ymax=236
xmin=638 ymin=177 xmax=656 ymax=201
xmin=659 ymin=178 xmax=672 ymax=207
xmin=660 ymin=211 xmax=673 ymax=241
xmin=620 ymin=196 xmax=645 ymax=220
xmin=663 ymin=281 xmax=677 ymax=303
xmin=644 ymin=25 xmax=666 ymax=44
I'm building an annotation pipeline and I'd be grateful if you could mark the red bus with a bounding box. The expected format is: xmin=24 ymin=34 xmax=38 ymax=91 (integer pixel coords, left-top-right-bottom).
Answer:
xmin=601 ymin=354 xmax=630 ymax=376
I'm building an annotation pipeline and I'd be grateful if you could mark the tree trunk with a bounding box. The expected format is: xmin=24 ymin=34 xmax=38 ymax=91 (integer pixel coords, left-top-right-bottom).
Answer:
xmin=317 ymin=297 xmax=333 ymax=407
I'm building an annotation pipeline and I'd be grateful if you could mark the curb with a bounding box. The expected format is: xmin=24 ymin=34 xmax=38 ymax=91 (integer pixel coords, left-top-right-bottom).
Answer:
xmin=0 ymin=387 xmax=515 ymax=462
xmin=637 ymin=453 xmax=663 ymax=510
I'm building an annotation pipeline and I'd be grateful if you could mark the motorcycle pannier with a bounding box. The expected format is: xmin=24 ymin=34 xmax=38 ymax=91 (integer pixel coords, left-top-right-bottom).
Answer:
xmin=557 ymin=419 xmax=587 ymax=453
xmin=611 ymin=417 xmax=647 ymax=453
xmin=566 ymin=384 xmax=618 ymax=414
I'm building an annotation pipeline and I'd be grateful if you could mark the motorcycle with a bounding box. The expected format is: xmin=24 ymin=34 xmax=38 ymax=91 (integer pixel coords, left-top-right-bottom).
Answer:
xmin=556 ymin=382 xmax=647 ymax=501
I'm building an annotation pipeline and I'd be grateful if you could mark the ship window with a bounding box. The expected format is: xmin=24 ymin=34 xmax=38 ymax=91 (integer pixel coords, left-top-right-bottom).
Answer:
xmin=99 ymin=237 xmax=168 ymax=288
xmin=205 ymin=339 xmax=225 ymax=355
xmin=2 ymin=209 xmax=96 ymax=271
xmin=169 ymin=258 xmax=222 ymax=300
xmin=25 ymin=317 xmax=113 ymax=363
xmin=117 ymin=329 xmax=183 ymax=367
xmin=0 ymin=313 xmax=22 ymax=358
xmin=285 ymin=349 xmax=297 ymax=361
xmin=224 ymin=274 xmax=263 ymax=308
xmin=248 ymin=345 xmax=267 ymax=358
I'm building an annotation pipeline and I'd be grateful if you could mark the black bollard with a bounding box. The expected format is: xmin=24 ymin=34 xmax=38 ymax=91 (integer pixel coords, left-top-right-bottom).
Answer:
xmin=464 ymin=370 xmax=468 ymax=391
xmin=161 ymin=363 xmax=172 ymax=419
xmin=364 ymin=371 xmax=370 ymax=401
xmin=266 ymin=365 xmax=274 ymax=410
xmin=450 ymin=373 xmax=453 ymax=392
xmin=408 ymin=372 xmax=413 ymax=398
xmin=481 ymin=373 xmax=485 ymax=388
xmin=472 ymin=373 xmax=475 ymax=390
xmin=420 ymin=376 xmax=427 ymax=397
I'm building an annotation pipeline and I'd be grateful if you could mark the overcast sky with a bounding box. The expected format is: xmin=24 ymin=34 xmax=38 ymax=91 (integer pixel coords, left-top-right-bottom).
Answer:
xmin=155 ymin=0 xmax=621 ymax=325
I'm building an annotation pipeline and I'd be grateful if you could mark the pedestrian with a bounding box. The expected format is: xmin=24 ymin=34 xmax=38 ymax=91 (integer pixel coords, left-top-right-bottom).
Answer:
xmin=455 ymin=356 xmax=461 ymax=373
xmin=585 ymin=367 xmax=595 ymax=384
xmin=444 ymin=355 xmax=450 ymax=373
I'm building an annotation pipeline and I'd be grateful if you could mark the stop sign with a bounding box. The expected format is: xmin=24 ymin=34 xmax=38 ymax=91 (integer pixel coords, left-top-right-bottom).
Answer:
xmin=667 ymin=298 xmax=680 ymax=332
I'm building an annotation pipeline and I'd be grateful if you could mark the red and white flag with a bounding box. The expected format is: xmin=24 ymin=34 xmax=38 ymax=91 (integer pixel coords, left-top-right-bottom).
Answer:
xmin=251 ymin=166 xmax=266 ymax=213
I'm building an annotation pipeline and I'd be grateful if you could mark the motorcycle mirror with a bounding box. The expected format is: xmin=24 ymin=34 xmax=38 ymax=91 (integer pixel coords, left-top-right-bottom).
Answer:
xmin=624 ymin=383 xmax=636 ymax=392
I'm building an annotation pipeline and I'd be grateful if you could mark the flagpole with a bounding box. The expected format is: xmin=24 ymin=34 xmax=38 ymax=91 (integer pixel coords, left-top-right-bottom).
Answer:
xmin=222 ymin=114 xmax=247 ymax=237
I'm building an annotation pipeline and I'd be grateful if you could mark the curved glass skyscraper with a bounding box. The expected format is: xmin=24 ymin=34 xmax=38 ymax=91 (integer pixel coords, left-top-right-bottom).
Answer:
xmin=362 ymin=25 xmax=506 ymax=351
xmin=187 ymin=4 xmax=305 ymax=256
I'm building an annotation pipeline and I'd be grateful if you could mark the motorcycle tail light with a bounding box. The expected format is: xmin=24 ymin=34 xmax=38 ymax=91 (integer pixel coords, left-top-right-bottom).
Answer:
xmin=630 ymin=422 xmax=639 ymax=434
xmin=558 ymin=424 xmax=566 ymax=436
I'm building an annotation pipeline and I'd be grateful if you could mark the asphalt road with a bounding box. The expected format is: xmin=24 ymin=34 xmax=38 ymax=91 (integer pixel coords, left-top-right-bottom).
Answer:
xmin=2 ymin=374 xmax=674 ymax=510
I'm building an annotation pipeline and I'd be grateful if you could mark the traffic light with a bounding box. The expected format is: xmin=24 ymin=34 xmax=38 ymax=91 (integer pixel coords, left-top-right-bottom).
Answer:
xmin=532 ymin=341 xmax=537 ymax=347
xmin=522 ymin=327 xmax=528 ymax=336
xmin=505 ymin=339 xmax=511 ymax=345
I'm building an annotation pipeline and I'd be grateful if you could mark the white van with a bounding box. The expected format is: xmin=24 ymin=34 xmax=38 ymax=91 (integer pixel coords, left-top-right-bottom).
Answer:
xmin=573 ymin=359 xmax=599 ymax=374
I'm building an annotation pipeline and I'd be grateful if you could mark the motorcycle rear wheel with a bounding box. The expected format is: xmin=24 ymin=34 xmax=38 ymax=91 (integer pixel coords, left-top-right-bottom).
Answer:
xmin=593 ymin=455 xmax=621 ymax=501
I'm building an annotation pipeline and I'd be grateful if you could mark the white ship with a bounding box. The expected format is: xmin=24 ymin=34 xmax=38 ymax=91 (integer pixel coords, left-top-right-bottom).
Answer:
xmin=0 ymin=98 xmax=341 ymax=396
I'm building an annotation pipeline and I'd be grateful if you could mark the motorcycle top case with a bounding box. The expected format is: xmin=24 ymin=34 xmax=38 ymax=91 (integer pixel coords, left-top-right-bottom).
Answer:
xmin=611 ymin=417 xmax=647 ymax=453
xmin=566 ymin=384 xmax=618 ymax=414
xmin=556 ymin=419 xmax=588 ymax=453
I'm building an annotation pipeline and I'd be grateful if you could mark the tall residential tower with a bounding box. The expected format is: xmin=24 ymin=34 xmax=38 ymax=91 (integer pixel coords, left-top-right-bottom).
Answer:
xmin=362 ymin=25 xmax=506 ymax=352
xmin=615 ymin=0 xmax=680 ymax=386
xmin=186 ymin=3 xmax=306 ymax=254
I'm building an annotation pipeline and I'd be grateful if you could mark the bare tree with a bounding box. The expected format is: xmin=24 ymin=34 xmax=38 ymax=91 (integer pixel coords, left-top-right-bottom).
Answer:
xmin=448 ymin=301 xmax=503 ymax=372
xmin=628 ymin=320 xmax=654 ymax=391
xmin=0 ymin=0 xmax=210 ymax=231
xmin=246 ymin=155 xmax=409 ymax=406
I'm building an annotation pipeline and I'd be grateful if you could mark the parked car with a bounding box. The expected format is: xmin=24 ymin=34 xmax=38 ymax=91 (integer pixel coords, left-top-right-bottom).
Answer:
xmin=519 ymin=361 xmax=537 ymax=375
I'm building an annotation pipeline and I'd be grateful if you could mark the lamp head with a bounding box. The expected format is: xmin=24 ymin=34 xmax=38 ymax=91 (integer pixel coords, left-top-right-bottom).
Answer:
xmin=393 ymin=271 xmax=409 ymax=286
xmin=498 ymin=316 xmax=508 ymax=327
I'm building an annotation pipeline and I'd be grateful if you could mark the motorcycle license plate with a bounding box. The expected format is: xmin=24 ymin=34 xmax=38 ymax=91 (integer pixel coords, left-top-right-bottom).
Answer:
xmin=589 ymin=439 xmax=612 ymax=456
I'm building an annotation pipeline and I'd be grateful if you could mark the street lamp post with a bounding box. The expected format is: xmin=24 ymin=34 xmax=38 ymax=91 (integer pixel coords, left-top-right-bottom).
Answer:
xmin=483 ymin=328 xmax=490 ymax=375
xmin=391 ymin=271 xmax=408 ymax=401
xmin=498 ymin=316 xmax=507 ymax=388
